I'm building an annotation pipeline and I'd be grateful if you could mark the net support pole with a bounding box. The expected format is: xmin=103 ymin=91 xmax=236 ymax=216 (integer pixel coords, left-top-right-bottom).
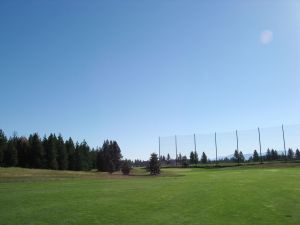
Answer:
xmin=236 ymin=130 xmax=239 ymax=152
xmin=258 ymin=127 xmax=262 ymax=163
xmin=282 ymin=124 xmax=287 ymax=161
xmin=215 ymin=132 xmax=218 ymax=164
xmin=175 ymin=135 xmax=178 ymax=166
xmin=158 ymin=136 xmax=161 ymax=160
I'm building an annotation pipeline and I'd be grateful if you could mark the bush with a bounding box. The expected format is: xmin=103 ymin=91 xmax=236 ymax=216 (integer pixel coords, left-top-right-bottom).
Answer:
xmin=121 ymin=160 xmax=132 ymax=175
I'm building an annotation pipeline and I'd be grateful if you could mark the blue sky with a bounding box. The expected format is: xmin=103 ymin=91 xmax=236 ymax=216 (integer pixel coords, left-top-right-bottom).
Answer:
xmin=0 ymin=0 xmax=299 ymax=159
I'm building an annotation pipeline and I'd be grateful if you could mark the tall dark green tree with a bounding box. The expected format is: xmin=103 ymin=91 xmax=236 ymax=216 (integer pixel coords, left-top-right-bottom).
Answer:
xmin=43 ymin=134 xmax=58 ymax=169
xmin=166 ymin=153 xmax=171 ymax=165
xmin=296 ymin=149 xmax=300 ymax=160
xmin=201 ymin=152 xmax=207 ymax=164
xmin=149 ymin=153 xmax=160 ymax=175
xmin=190 ymin=151 xmax=195 ymax=164
xmin=0 ymin=130 xmax=7 ymax=166
xmin=253 ymin=150 xmax=259 ymax=162
xmin=287 ymin=148 xmax=294 ymax=160
xmin=4 ymin=140 xmax=18 ymax=167
xmin=16 ymin=137 xmax=29 ymax=168
xmin=266 ymin=149 xmax=271 ymax=161
xmin=181 ymin=155 xmax=188 ymax=168
xmin=56 ymin=135 xmax=68 ymax=170
xmin=65 ymin=137 xmax=75 ymax=170
xmin=233 ymin=150 xmax=240 ymax=163
xmin=194 ymin=151 xmax=199 ymax=164
xmin=96 ymin=140 xmax=122 ymax=172
xmin=28 ymin=133 xmax=44 ymax=168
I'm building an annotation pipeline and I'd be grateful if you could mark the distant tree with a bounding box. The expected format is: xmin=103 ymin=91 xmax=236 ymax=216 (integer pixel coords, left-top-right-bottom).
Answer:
xmin=181 ymin=156 xmax=188 ymax=168
xmin=239 ymin=151 xmax=245 ymax=163
xmin=271 ymin=149 xmax=278 ymax=160
xmin=65 ymin=137 xmax=75 ymax=170
xmin=4 ymin=140 xmax=18 ymax=167
xmin=96 ymin=140 xmax=122 ymax=172
xmin=28 ymin=133 xmax=44 ymax=168
xmin=43 ymin=134 xmax=58 ymax=170
xmin=266 ymin=149 xmax=271 ymax=161
xmin=287 ymin=148 xmax=294 ymax=160
xmin=56 ymin=135 xmax=68 ymax=170
xmin=178 ymin=153 xmax=182 ymax=165
xmin=194 ymin=151 xmax=199 ymax=165
xmin=233 ymin=150 xmax=240 ymax=163
xmin=296 ymin=149 xmax=300 ymax=160
xmin=201 ymin=152 xmax=207 ymax=164
xmin=16 ymin=137 xmax=29 ymax=168
xmin=121 ymin=160 xmax=132 ymax=175
xmin=166 ymin=153 xmax=171 ymax=165
xmin=190 ymin=151 xmax=195 ymax=164
xmin=253 ymin=150 xmax=259 ymax=162
xmin=149 ymin=153 xmax=160 ymax=175
xmin=0 ymin=130 xmax=7 ymax=166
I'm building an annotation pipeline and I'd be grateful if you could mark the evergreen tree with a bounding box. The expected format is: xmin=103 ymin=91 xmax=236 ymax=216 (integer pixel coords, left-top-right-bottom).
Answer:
xmin=287 ymin=148 xmax=294 ymax=160
xmin=295 ymin=149 xmax=300 ymax=160
xmin=56 ymin=135 xmax=68 ymax=170
xmin=190 ymin=151 xmax=195 ymax=164
xmin=239 ymin=151 xmax=245 ymax=163
xmin=96 ymin=140 xmax=122 ymax=172
xmin=181 ymin=155 xmax=188 ymax=168
xmin=148 ymin=153 xmax=160 ymax=175
xmin=201 ymin=152 xmax=207 ymax=164
xmin=65 ymin=137 xmax=75 ymax=170
xmin=266 ymin=149 xmax=271 ymax=161
xmin=166 ymin=153 xmax=171 ymax=165
xmin=194 ymin=151 xmax=199 ymax=164
xmin=43 ymin=134 xmax=58 ymax=169
xmin=28 ymin=133 xmax=44 ymax=168
xmin=0 ymin=130 xmax=7 ymax=166
xmin=253 ymin=150 xmax=259 ymax=162
xmin=178 ymin=153 xmax=182 ymax=165
xmin=4 ymin=140 xmax=18 ymax=167
xmin=16 ymin=137 xmax=29 ymax=167
xmin=233 ymin=150 xmax=240 ymax=163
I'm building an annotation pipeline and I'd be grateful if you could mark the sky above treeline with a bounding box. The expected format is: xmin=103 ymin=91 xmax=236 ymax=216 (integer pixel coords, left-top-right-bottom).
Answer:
xmin=0 ymin=0 xmax=299 ymax=160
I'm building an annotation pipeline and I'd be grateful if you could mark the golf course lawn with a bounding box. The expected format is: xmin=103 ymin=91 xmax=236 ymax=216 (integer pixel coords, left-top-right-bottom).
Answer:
xmin=0 ymin=166 xmax=299 ymax=225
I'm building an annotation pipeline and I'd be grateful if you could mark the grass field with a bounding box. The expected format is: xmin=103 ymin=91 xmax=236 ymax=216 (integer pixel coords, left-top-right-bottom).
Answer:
xmin=0 ymin=165 xmax=300 ymax=225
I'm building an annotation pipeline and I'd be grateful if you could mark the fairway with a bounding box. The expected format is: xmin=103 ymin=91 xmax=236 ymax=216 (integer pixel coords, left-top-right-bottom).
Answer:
xmin=0 ymin=166 xmax=299 ymax=225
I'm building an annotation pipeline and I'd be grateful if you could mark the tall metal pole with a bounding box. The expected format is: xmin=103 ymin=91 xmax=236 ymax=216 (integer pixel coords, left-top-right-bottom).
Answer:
xmin=258 ymin=127 xmax=262 ymax=163
xmin=158 ymin=136 xmax=161 ymax=160
xmin=194 ymin=133 xmax=197 ymax=165
xmin=194 ymin=134 xmax=197 ymax=153
xmin=236 ymin=130 xmax=239 ymax=152
xmin=282 ymin=124 xmax=287 ymax=161
xmin=215 ymin=132 xmax=218 ymax=164
xmin=175 ymin=135 xmax=178 ymax=166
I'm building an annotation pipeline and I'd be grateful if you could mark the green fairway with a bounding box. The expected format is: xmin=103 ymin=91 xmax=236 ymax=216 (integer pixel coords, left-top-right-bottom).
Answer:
xmin=0 ymin=166 xmax=299 ymax=225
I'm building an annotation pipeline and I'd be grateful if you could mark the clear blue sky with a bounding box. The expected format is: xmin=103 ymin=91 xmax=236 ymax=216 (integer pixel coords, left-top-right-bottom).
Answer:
xmin=0 ymin=0 xmax=299 ymax=159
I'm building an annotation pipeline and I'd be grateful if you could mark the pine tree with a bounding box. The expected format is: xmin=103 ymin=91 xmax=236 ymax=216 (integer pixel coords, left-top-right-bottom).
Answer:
xmin=201 ymin=152 xmax=207 ymax=164
xmin=56 ymin=135 xmax=68 ymax=170
xmin=166 ymin=153 xmax=171 ymax=165
xmin=65 ymin=137 xmax=75 ymax=170
xmin=233 ymin=150 xmax=240 ymax=163
xmin=239 ymin=151 xmax=245 ymax=163
xmin=295 ymin=149 xmax=300 ymax=160
xmin=287 ymin=148 xmax=294 ymax=160
xmin=266 ymin=149 xmax=271 ymax=161
xmin=4 ymin=140 xmax=18 ymax=167
xmin=43 ymin=134 xmax=58 ymax=169
xmin=149 ymin=153 xmax=160 ymax=175
xmin=16 ymin=137 xmax=29 ymax=167
xmin=194 ymin=151 xmax=199 ymax=165
xmin=181 ymin=155 xmax=188 ymax=168
xmin=0 ymin=130 xmax=7 ymax=166
xmin=253 ymin=150 xmax=259 ymax=162
xmin=190 ymin=151 xmax=195 ymax=164
xmin=28 ymin=133 xmax=44 ymax=168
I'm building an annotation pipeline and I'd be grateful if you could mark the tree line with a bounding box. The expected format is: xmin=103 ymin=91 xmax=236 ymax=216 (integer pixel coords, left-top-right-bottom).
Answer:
xmin=0 ymin=129 xmax=123 ymax=172
xmin=159 ymin=148 xmax=300 ymax=167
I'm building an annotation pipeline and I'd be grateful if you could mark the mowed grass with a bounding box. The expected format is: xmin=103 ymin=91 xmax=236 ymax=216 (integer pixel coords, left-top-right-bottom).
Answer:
xmin=0 ymin=166 xmax=300 ymax=225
